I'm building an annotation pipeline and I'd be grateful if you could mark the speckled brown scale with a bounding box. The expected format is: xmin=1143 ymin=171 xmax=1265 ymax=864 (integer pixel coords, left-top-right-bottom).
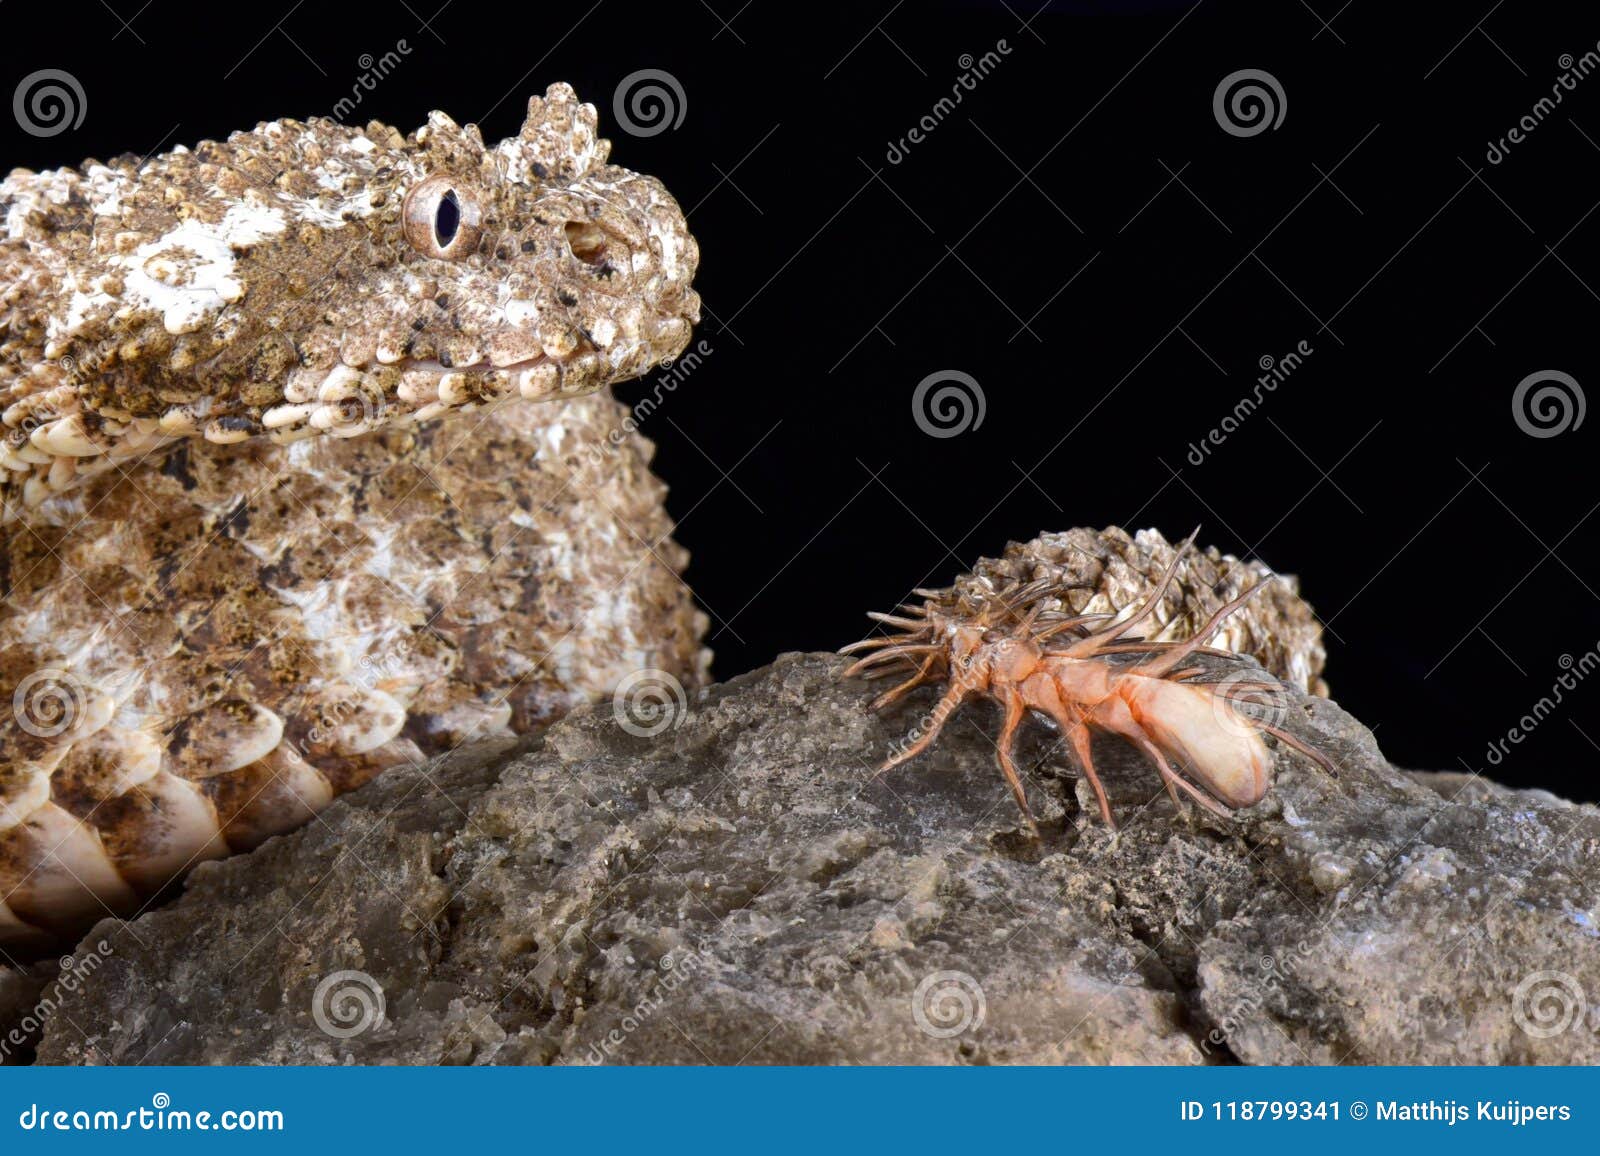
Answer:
xmin=0 ymin=85 xmax=707 ymax=951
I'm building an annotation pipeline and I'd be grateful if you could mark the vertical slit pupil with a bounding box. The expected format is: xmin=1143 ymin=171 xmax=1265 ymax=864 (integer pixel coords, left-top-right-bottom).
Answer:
xmin=434 ymin=190 xmax=461 ymax=247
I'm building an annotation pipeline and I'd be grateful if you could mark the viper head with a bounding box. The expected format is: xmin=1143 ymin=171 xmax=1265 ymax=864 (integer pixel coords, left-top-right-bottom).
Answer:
xmin=2 ymin=83 xmax=700 ymax=518
xmin=276 ymin=82 xmax=700 ymax=439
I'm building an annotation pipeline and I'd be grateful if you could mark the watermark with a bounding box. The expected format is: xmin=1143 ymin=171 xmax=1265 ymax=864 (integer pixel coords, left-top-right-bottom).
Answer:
xmin=884 ymin=663 xmax=982 ymax=765
xmin=577 ymin=338 xmax=714 ymax=480
xmin=580 ymin=949 xmax=708 ymax=1063
xmin=311 ymin=969 xmax=386 ymax=1039
xmin=10 ymin=667 xmax=91 ymax=739
xmin=885 ymin=40 xmax=1012 ymax=164
xmin=332 ymin=40 xmax=413 ymax=122
xmin=16 ymin=1093 xmax=283 ymax=1132
xmin=612 ymin=668 xmax=688 ymax=737
xmin=291 ymin=640 xmax=415 ymax=756
xmin=1213 ymin=69 xmax=1286 ymax=137
xmin=12 ymin=69 xmax=86 ymax=138
xmin=1186 ymin=340 xmax=1313 ymax=465
xmin=54 ymin=353 xmax=92 ymax=388
xmin=911 ymin=969 xmax=986 ymax=1038
xmin=912 ymin=369 xmax=986 ymax=438
xmin=1487 ymin=48 xmax=1600 ymax=164
xmin=1207 ymin=667 xmax=1290 ymax=740
xmin=1202 ymin=938 xmax=1317 ymax=1055
xmin=1511 ymin=970 xmax=1586 ymax=1038
xmin=1511 ymin=370 xmax=1585 ymax=438
xmin=0 ymin=941 xmax=115 ymax=1061
xmin=0 ymin=354 xmax=103 ymax=445
xmin=612 ymin=69 xmax=687 ymax=138
xmin=1485 ymin=644 xmax=1598 ymax=767
xmin=354 ymin=642 xmax=414 ymax=688
xmin=309 ymin=371 xmax=389 ymax=437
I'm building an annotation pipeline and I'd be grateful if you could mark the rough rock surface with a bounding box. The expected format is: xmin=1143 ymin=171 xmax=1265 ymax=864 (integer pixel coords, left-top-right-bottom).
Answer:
xmin=19 ymin=653 xmax=1600 ymax=1065
xmin=0 ymin=959 xmax=50 ymax=1064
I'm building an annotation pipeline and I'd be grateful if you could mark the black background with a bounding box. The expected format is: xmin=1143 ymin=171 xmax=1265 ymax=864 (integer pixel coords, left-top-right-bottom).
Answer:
xmin=4 ymin=1 xmax=1597 ymax=797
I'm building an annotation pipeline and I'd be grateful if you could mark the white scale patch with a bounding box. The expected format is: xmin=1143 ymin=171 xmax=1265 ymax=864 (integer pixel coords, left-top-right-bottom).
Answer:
xmin=1 ymin=170 xmax=76 ymax=240
xmin=50 ymin=193 xmax=292 ymax=336
xmin=108 ymin=199 xmax=289 ymax=336
xmin=503 ymin=298 xmax=542 ymax=325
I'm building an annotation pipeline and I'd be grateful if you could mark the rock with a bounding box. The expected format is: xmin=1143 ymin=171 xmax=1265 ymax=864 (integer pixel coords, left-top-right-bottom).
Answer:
xmin=0 ymin=961 xmax=51 ymax=1065
xmin=26 ymin=653 xmax=1600 ymax=1065
xmin=0 ymin=944 xmax=121 ymax=1065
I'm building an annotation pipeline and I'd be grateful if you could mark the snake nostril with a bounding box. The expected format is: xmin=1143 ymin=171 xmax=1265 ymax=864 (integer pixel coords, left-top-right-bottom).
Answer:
xmin=563 ymin=220 xmax=608 ymax=265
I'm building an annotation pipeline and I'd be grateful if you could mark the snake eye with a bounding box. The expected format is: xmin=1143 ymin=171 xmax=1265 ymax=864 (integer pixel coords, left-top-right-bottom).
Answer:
xmin=403 ymin=175 xmax=482 ymax=259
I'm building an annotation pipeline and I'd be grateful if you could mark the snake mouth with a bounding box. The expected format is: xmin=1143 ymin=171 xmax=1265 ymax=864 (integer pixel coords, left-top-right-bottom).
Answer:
xmin=0 ymin=347 xmax=591 ymax=518
xmin=4 ymin=292 xmax=694 ymax=516
xmin=257 ymin=347 xmax=604 ymax=443
xmin=266 ymin=303 xmax=697 ymax=443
